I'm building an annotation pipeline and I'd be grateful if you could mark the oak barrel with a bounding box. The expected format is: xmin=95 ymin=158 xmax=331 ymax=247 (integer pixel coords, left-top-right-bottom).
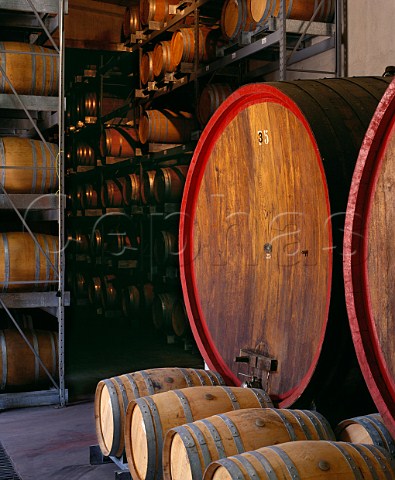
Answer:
xmin=139 ymin=109 xmax=197 ymax=144
xmin=140 ymin=51 xmax=154 ymax=86
xmin=171 ymin=299 xmax=189 ymax=338
xmin=0 ymin=137 xmax=58 ymax=193
xmin=123 ymin=173 xmax=141 ymax=205
xmin=75 ymin=142 xmax=96 ymax=167
xmin=81 ymin=183 xmax=100 ymax=210
xmin=179 ymin=78 xmax=391 ymax=412
xmin=336 ymin=413 xmax=395 ymax=457
xmin=121 ymin=285 xmax=141 ymax=316
xmin=154 ymin=231 xmax=178 ymax=266
xmin=123 ymin=4 xmax=141 ymax=38
xmin=101 ymin=178 xmax=127 ymax=208
xmin=95 ymin=367 xmax=225 ymax=457
xmin=153 ymin=165 xmax=188 ymax=203
xmin=0 ymin=328 xmax=58 ymax=390
xmin=0 ymin=232 xmax=58 ymax=292
xmin=343 ymin=80 xmax=395 ymax=437
xmin=141 ymin=170 xmax=156 ymax=204
xmin=99 ymin=127 xmax=139 ymax=158
xmin=152 ymin=292 xmax=177 ymax=331
xmin=153 ymin=41 xmax=176 ymax=78
xmin=204 ymin=440 xmax=395 ymax=480
xmin=197 ymin=83 xmax=233 ymax=126
xmin=163 ymin=408 xmax=335 ymax=480
xmin=170 ymin=27 xmax=218 ymax=67
xmin=140 ymin=0 xmax=179 ymax=26
xmin=125 ymin=385 xmax=273 ymax=480
xmin=0 ymin=42 xmax=58 ymax=95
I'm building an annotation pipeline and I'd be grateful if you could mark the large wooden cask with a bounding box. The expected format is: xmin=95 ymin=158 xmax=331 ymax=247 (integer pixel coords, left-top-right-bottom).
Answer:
xmin=204 ymin=440 xmax=395 ymax=480
xmin=95 ymin=367 xmax=225 ymax=457
xmin=0 ymin=137 xmax=58 ymax=193
xmin=179 ymin=78 xmax=391 ymax=415
xmin=0 ymin=42 xmax=58 ymax=95
xmin=125 ymin=385 xmax=273 ymax=480
xmin=0 ymin=232 xmax=58 ymax=292
xmin=343 ymin=80 xmax=395 ymax=437
xmin=163 ymin=408 xmax=335 ymax=480
xmin=0 ymin=329 xmax=58 ymax=390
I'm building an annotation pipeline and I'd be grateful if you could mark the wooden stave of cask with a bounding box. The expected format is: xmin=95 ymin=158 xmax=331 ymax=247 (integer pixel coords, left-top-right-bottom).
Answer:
xmin=139 ymin=0 xmax=179 ymax=26
xmin=170 ymin=27 xmax=218 ymax=67
xmin=153 ymin=41 xmax=176 ymax=79
xmin=153 ymin=164 xmax=189 ymax=203
xmin=125 ymin=385 xmax=273 ymax=480
xmin=123 ymin=4 xmax=141 ymax=38
xmin=336 ymin=413 xmax=395 ymax=457
xmin=0 ymin=232 xmax=58 ymax=292
xmin=141 ymin=170 xmax=156 ymax=204
xmin=197 ymin=83 xmax=233 ymax=126
xmin=95 ymin=367 xmax=225 ymax=457
xmin=343 ymin=80 xmax=395 ymax=438
xmin=0 ymin=328 xmax=58 ymax=390
xmin=0 ymin=42 xmax=59 ymax=95
xmin=0 ymin=137 xmax=58 ymax=193
xmin=163 ymin=407 xmax=335 ymax=480
xmin=139 ymin=109 xmax=197 ymax=145
xmin=179 ymin=78 xmax=391 ymax=413
xmin=204 ymin=440 xmax=395 ymax=480
xmin=99 ymin=127 xmax=139 ymax=158
xmin=140 ymin=51 xmax=154 ymax=86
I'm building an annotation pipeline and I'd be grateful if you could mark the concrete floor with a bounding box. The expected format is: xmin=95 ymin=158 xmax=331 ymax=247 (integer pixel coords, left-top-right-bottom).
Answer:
xmin=0 ymin=401 xmax=120 ymax=480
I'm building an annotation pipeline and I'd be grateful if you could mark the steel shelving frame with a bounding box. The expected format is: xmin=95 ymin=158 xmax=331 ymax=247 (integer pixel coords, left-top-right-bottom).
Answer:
xmin=0 ymin=0 xmax=69 ymax=409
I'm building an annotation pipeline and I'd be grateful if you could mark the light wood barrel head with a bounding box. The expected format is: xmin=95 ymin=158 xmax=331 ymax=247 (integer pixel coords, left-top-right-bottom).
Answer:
xmin=170 ymin=433 xmax=193 ymax=480
xmin=129 ymin=403 xmax=149 ymax=480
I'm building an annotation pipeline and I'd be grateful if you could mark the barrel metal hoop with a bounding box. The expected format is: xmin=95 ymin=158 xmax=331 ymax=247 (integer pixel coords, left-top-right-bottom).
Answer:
xmin=361 ymin=444 xmax=392 ymax=480
xmin=179 ymin=367 xmax=194 ymax=387
xmin=0 ymin=138 xmax=5 ymax=187
xmin=39 ymin=46 xmax=46 ymax=95
xmin=2 ymin=233 xmax=9 ymax=292
xmin=249 ymin=451 xmax=278 ymax=480
xmin=367 ymin=415 xmax=395 ymax=456
xmin=355 ymin=416 xmax=384 ymax=448
xmin=251 ymin=388 xmax=273 ymax=407
xmin=173 ymin=389 xmax=193 ymax=423
xmin=103 ymin=379 xmax=121 ymax=456
xmin=302 ymin=409 xmax=335 ymax=440
xmin=206 ymin=370 xmax=225 ymax=386
xmin=329 ymin=441 xmax=364 ymax=480
xmin=31 ymin=331 xmax=39 ymax=382
xmin=124 ymin=374 xmax=140 ymax=399
xmin=176 ymin=425 xmax=206 ymax=479
xmin=139 ymin=370 xmax=155 ymax=395
xmin=0 ymin=42 xmax=5 ymax=91
xmin=271 ymin=409 xmax=298 ymax=441
xmin=222 ymin=386 xmax=240 ymax=410
xmin=216 ymin=457 xmax=248 ymax=480
xmin=38 ymin=139 xmax=47 ymax=193
xmin=114 ymin=376 xmax=129 ymax=414
xmin=134 ymin=398 xmax=157 ymax=478
xmin=291 ymin=410 xmax=312 ymax=440
xmin=216 ymin=413 xmax=245 ymax=453
xmin=192 ymin=368 xmax=205 ymax=386
xmin=268 ymin=445 xmax=300 ymax=479
xmin=347 ymin=443 xmax=380 ymax=480
xmin=199 ymin=418 xmax=226 ymax=459
xmin=49 ymin=331 xmax=56 ymax=376
xmin=143 ymin=395 xmax=164 ymax=474
xmin=236 ymin=454 xmax=261 ymax=480
xmin=0 ymin=331 xmax=7 ymax=390
xmin=30 ymin=45 xmax=36 ymax=94
xmin=29 ymin=139 xmax=38 ymax=193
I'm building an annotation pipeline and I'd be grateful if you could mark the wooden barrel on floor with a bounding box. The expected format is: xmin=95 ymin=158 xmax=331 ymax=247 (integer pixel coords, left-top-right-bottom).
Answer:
xmin=0 ymin=42 xmax=58 ymax=95
xmin=204 ymin=440 xmax=395 ymax=480
xmin=75 ymin=142 xmax=96 ymax=167
xmin=221 ymin=0 xmax=335 ymax=40
xmin=140 ymin=51 xmax=154 ymax=86
xmin=140 ymin=0 xmax=179 ymax=26
xmin=336 ymin=413 xmax=395 ymax=456
xmin=141 ymin=170 xmax=156 ymax=204
xmin=123 ymin=4 xmax=141 ymax=38
xmin=0 ymin=232 xmax=58 ymax=292
xmin=125 ymin=385 xmax=273 ymax=480
xmin=95 ymin=367 xmax=225 ymax=457
xmin=170 ymin=27 xmax=218 ymax=67
xmin=123 ymin=173 xmax=141 ymax=205
xmin=197 ymin=84 xmax=233 ymax=126
xmin=179 ymin=78 xmax=391 ymax=413
xmin=163 ymin=408 xmax=335 ymax=480
xmin=0 ymin=328 xmax=58 ymax=390
xmin=153 ymin=165 xmax=188 ymax=203
xmin=139 ymin=109 xmax=197 ymax=144
xmin=153 ymin=41 xmax=176 ymax=78
xmin=99 ymin=127 xmax=139 ymax=158
xmin=343 ymin=80 xmax=395 ymax=438
xmin=0 ymin=137 xmax=58 ymax=193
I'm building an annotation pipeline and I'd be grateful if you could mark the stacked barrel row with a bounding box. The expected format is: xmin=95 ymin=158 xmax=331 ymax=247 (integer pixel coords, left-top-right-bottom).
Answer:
xmin=0 ymin=42 xmax=60 ymax=392
xmin=94 ymin=366 xmax=395 ymax=479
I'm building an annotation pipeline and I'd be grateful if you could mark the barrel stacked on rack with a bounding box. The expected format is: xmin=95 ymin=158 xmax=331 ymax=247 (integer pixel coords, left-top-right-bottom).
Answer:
xmin=0 ymin=42 xmax=60 ymax=392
